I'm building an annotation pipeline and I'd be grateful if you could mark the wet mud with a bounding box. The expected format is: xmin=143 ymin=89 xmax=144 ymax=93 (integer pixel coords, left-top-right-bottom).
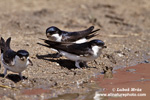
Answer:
xmin=91 ymin=63 xmax=150 ymax=100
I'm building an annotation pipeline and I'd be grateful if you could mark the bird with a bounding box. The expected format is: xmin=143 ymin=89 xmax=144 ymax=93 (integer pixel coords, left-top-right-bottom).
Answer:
xmin=46 ymin=26 xmax=100 ymax=57
xmin=38 ymin=39 xmax=106 ymax=68
xmin=46 ymin=26 xmax=100 ymax=43
xmin=0 ymin=37 xmax=33 ymax=80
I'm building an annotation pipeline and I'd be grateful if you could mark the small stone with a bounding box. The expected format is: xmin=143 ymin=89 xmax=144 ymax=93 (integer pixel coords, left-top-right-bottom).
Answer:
xmin=117 ymin=53 xmax=124 ymax=57
xmin=56 ymin=63 xmax=60 ymax=66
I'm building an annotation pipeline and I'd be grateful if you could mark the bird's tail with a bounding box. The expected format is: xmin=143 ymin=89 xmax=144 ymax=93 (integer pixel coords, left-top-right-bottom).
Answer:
xmin=77 ymin=26 xmax=95 ymax=35
xmin=38 ymin=38 xmax=63 ymax=49
xmin=74 ymin=26 xmax=100 ymax=40
xmin=86 ymin=28 xmax=100 ymax=39
xmin=37 ymin=42 xmax=51 ymax=48
xmin=0 ymin=37 xmax=11 ymax=53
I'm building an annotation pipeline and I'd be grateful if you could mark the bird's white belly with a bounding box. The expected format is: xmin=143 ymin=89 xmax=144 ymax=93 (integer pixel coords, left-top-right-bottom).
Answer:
xmin=60 ymin=50 xmax=101 ymax=61
xmin=74 ymin=38 xmax=87 ymax=44
xmin=60 ymin=51 xmax=80 ymax=61
xmin=2 ymin=62 xmax=27 ymax=73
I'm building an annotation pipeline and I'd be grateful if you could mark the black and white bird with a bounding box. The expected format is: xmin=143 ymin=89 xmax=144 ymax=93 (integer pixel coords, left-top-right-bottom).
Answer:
xmin=38 ymin=39 xmax=106 ymax=68
xmin=46 ymin=26 xmax=100 ymax=43
xmin=46 ymin=26 xmax=100 ymax=57
xmin=0 ymin=37 xmax=33 ymax=79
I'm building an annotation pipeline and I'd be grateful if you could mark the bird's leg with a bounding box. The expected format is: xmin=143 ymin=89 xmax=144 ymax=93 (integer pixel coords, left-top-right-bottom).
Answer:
xmin=55 ymin=52 xmax=62 ymax=58
xmin=75 ymin=61 xmax=81 ymax=68
xmin=4 ymin=68 xmax=8 ymax=78
xmin=51 ymin=49 xmax=62 ymax=58
xmin=19 ymin=73 xmax=23 ymax=80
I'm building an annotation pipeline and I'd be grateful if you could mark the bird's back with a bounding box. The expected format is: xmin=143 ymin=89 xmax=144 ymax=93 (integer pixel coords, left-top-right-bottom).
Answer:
xmin=61 ymin=26 xmax=96 ymax=42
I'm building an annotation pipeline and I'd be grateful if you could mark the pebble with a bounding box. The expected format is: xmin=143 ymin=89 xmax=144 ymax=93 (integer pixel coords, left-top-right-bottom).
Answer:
xmin=56 ymin=63 xmax=60 ymax=66
xmin=117 ymin=53 xmax=124 ymax=57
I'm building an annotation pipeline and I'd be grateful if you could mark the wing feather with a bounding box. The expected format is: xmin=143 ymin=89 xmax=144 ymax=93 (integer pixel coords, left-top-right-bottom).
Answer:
xmin=41 ymin=39 xmax=94 ymax=56
xmin=61 ymin=26 xmax=100 ymax=42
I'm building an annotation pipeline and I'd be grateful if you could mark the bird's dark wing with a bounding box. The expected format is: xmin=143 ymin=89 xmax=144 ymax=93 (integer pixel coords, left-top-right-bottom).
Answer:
xmin=61 ymin=26 xmax=100 ymax=42
xmin=1 ymin=37 xmax=11 ymax=53
xmin=3 ymin=49 xmax=16 ymax=65
xmin=85 ymin=28 xmax=100 ymax=39
xmin=1 ymin=37 xmax=5 ymax=53
xmin=1 ymin=37 xmax=16 ymax=65
xmin=43 ymin=39 xmax=93 ymax=56
xmin=6 ymin=37 xmax=11 ymax=50
xmin=0 ymin=39 xmax=2 ymax=53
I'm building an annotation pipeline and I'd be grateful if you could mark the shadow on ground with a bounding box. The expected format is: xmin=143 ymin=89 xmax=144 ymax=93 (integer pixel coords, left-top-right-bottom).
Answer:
xmin=36 ymin=54 xmax=77 ymax=70
xmin=0 ymin=74 xmax=27 ymax=83
xmin=36 ymin=54 xmax=97 ymax=69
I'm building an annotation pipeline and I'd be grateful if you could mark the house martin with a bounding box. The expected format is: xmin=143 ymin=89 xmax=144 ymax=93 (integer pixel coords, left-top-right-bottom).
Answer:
xmin=0 ymin=37 xmax=33 ymax=80
xmin=38 ymin=39 xmax=106 ymax=68
xmin=46 ymin=26 xmax=100 ymax=57
xmin=46 ymin=26 xmax=100 ymax=43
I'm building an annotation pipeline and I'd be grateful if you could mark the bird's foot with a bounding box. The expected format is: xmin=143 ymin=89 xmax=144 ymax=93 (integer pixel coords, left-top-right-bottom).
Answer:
xmin=3 ymin=69 xmax=8 ymax=78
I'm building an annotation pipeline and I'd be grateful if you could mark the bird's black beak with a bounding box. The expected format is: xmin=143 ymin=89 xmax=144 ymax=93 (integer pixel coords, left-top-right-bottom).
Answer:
xmin=102 ymin=45 xmax=107 ymax=48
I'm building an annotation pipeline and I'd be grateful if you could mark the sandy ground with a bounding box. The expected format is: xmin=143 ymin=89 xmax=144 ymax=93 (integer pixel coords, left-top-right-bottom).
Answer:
xmin=0 ymin=0 xmax=150 ymax=100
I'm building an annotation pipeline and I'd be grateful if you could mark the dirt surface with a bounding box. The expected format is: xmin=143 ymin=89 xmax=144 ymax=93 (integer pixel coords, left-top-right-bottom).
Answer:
xmin=0 ymin=0 xmax=150 ymax=100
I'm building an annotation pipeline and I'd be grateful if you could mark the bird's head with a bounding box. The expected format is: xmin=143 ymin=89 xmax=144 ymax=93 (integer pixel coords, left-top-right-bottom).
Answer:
xmin=16 ymin=50 xmax=29 ymax=61
xmin=46 ymin=26 xmax=61 ymax=38
xmin=90 ymin=39 xmax=107 ymax=48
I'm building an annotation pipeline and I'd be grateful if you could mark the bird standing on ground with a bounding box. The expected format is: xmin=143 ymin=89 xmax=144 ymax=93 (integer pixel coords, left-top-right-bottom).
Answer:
xmin=38 ymin=39 xmax=106 ymax=68
xmin=0 ymin=37 xmax=33 ymax=80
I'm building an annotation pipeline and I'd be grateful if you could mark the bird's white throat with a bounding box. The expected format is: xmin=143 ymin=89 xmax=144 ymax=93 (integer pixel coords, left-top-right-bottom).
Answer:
xmin=51 ymin=33 xmax=62 ymax=42
xmin=15 ymin=55 xmax=30 ymax=66
xmin=92 ymin=46 xmax=101 ymax=56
